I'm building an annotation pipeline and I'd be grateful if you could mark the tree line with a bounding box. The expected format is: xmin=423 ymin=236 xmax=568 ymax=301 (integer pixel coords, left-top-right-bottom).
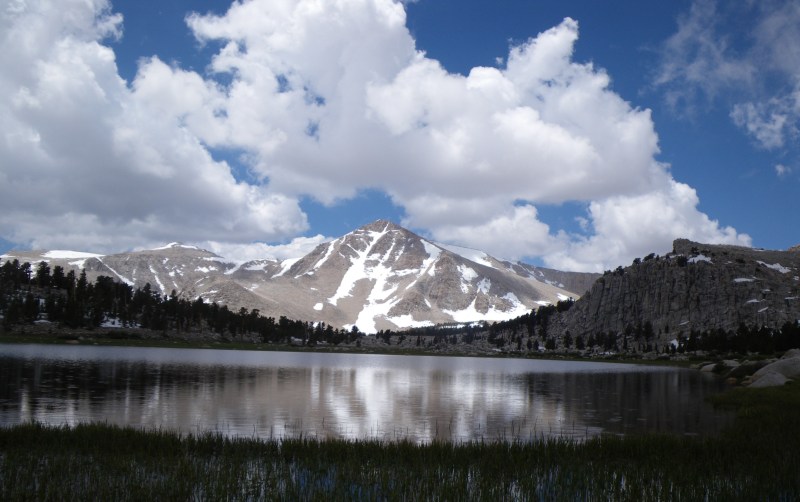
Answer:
xmin=0 ymin=259 xmax=359 ymax=345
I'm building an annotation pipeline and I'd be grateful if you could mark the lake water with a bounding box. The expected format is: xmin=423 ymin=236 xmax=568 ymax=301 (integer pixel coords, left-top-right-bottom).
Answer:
xmin=0 ymin=344 xmax=733 ymax=442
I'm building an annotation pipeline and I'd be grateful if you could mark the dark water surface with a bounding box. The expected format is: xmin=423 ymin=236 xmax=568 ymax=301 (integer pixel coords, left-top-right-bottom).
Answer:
xmin=0 ymin=344 xmax=733 ymax=442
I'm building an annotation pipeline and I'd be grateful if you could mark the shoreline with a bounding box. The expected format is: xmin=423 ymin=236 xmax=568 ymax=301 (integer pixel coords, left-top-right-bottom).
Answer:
xmin=0 ymin=328 xmax=698 ymax=368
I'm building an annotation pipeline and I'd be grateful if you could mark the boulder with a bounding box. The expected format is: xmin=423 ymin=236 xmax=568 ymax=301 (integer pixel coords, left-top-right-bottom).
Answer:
xmin=749 ymin=372 xmax=788 ymax=388
xmin=751 ymin=356 xmax=800 ymax=382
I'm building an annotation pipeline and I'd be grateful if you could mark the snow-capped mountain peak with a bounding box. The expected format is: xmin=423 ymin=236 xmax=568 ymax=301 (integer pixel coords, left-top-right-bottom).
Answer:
xmin=0 ymin=220 xmax=599 ymax=332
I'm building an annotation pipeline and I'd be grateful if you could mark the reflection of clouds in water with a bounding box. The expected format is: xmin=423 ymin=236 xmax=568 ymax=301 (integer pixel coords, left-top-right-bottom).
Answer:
xmin=0 ymin=346 xmax=732 ymax=442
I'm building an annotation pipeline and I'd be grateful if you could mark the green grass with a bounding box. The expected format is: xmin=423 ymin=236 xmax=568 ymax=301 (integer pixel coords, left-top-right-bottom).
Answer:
xmin=2 ymin=382 xmax=798 ymax=500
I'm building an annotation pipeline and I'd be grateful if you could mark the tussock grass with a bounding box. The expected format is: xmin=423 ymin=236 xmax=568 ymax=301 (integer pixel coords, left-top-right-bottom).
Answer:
xmin=2 ymin=383 xmax=798 ymax=500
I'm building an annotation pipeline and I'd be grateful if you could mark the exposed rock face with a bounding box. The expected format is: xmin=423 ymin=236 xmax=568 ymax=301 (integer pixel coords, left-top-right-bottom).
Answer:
xmin=748 ymin=349 xmax=800 ymax=387
xmin=552 ymin=239 xmax=800 ymax=343
xmin=1 ymin=220 xmax=598 ymax=333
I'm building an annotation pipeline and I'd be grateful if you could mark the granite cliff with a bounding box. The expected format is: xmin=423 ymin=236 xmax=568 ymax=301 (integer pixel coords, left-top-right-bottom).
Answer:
xmin=551 ymin=239 xmax=800 ymax=345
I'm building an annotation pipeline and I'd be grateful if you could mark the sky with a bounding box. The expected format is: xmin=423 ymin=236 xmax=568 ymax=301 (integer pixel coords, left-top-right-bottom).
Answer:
xmin=1 ymin=0 xmax=798 ymax=272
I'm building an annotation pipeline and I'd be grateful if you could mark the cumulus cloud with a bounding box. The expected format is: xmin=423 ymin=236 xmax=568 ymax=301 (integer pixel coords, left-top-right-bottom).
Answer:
xmin=0 ymin=0 xmax=748 ymax=271
xmin=545 ymin=181 xmax=751 ymax=272
xmin=655 ymin=0 xmax=800 ymax=151
xmin=0 ymin=0 xmax=308 ymax=253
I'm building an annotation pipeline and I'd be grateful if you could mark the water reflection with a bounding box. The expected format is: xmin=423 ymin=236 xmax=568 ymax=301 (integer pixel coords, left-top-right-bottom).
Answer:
xmin=0 ymin=344 xmax=732 ymax=442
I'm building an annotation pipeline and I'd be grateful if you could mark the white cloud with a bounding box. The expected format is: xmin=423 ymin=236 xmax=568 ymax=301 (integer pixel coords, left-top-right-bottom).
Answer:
xmin=0 ymin=0 xmax=308 ymax=253
xmin=545 ymin=181 xmax=752 ymax=272
xmin=0 ymin=0 xmax=748 ymax=272
xmin=655 ymin=0 xmax=800 ymax=150
xmin=201 ymin=235 xmax=329 ymax=262
xmin=775 ymin=164 xmax=792 ymax=178
xmin=423 ymin=205 xmax=564 ymax=262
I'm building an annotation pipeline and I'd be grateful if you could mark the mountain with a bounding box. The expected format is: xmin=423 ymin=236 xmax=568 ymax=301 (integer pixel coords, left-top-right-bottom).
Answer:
xmin=1 ymin=220 xmax=597 ymax=333
xmin=550 ymin=238 xmax=800 ymax=345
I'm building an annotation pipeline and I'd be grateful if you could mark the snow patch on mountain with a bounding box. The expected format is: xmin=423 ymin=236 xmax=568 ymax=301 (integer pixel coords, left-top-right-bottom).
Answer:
xmin=443 ymin=295 xmax=529 ymax=323
xmin=329 ymin=227 xmax=390 ymax=307
xmin=97 ymin=258 xmax=133 ymax=286
xmin=274 ymin=258 xmax=301 ymax=278
xmin=758 ymin=261 xmax=792 ymax=274
xmin=313 ymin=242 xmax=336 ymax=271
xmin=386 ymin=314 xmax=434 ymax=329
xmin=437 ymin=243 xmax=495 ymax=268
xmin=149 ymin=265 xmax=165 ymax=293
xmin=150 ymin=242 xmax=201 ymax=251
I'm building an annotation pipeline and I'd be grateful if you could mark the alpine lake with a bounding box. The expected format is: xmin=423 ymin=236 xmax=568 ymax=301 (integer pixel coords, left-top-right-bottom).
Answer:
xmin=0 ymin=343 xmax=732 ymax=442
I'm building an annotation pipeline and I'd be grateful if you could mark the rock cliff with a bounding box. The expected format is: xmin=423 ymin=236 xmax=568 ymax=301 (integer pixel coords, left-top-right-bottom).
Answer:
xmin=551 ymin=239 xmax=800 ymax=344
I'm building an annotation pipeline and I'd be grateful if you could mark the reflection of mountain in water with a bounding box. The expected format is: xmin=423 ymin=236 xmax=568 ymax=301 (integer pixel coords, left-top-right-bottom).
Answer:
xmin=0 ymin=350 xmax=732 ymax=443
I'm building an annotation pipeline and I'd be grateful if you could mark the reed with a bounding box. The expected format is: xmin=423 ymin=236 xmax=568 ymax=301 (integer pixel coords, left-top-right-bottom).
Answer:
xmin=2 ymin=382 xmax=798 ymax=500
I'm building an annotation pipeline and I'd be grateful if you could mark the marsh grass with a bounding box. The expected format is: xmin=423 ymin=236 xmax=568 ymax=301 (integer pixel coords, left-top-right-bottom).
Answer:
xmin=2 ymin=382 xmax=799 ymax=500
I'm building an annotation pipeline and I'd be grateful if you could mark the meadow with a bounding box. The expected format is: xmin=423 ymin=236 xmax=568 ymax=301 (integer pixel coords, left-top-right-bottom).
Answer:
xmin=1 ymin=381 xmax=798 ymax=500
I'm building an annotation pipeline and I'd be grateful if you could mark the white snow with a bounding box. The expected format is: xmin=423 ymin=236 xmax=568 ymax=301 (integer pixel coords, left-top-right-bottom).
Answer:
xmin=195 ymin=266 xmax=214 ymax=274
xmin=312 ymin=241 xmax=336 ymax=271
xmin=757 ymin=261 xmax=791 ymax=274
xmin=149 ymin=265 xmax=165 ymax=293
xmin=402 ymin=241 xmax=442 ymax=291
xmin=220 ymin=260 xmax=249 ymax=275
xmin=329 ymin=227 xmax=400 ymax=333
xmin=436 ymin=242 xmax=495 ymax=268
xmin=557 ymin=293 xmax=572 ymax=302
xmin=101 ymin=318 xmax=140 ymax=328
xmin=442 ymin=295 xmax=529 ymax=323
xmin=273 ymin=258 xmax=301 ymax=278
xmin=457 ymin=264 xmax=477 ymax=293
xmin=458 ymin=264 xmax=478 ymax=281
xmin=68 ymin=259 xmax=89 ymax=269
xmin=688 ymin=254 xmax=712 ymax=264
xmin=43 ymin=250 xmax=103 ymax=260
xmin=150 ymin=242 xmax=200 ymax=251
xmin=477 ymin=278 xmax=491 ymax=294
xmin=97 ymin=258 xmax=133 ymax=286
xmin=758 ymin=307 xmax=769 ymax=313
xmin=535 ymin=301 xmax=551 ymax=306
xmin=734 ymin=277 xmax=755 ymax=283
xmin=386 ymin=314 xmax=434 ymax=329
xmin=314 ymin=303 xmax=323 ymax=311
xmin=745 ymin=299 xmax=760 ymax=304
xmin=421 ymin=241 xmax=441 ymax=277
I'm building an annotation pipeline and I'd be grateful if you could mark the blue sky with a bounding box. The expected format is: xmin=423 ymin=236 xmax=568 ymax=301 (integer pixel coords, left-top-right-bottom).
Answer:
xmin=1 ymin=0 xmax=798 ymax=271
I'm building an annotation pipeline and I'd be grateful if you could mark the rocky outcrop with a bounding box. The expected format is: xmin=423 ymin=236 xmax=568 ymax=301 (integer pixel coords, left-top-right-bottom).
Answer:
xmin=551 ymin=239 xmax=800 ymax=344
xmin=747 ymin=349 xmax=800 ymax=387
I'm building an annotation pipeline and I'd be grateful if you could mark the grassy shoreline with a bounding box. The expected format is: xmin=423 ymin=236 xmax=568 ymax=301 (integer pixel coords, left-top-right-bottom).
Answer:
xmin=1 ymin=381 xmax=797 ymax=500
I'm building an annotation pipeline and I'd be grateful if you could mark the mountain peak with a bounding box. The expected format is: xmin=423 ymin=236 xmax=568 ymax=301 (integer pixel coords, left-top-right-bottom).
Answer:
xmin=357 ymin=219 xmax=404 ymax=233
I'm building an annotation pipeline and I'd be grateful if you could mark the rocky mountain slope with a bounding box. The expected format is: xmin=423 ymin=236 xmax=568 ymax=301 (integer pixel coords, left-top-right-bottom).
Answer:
xmin=1 ymin=220 xmax=597 ymax=332
xmin=551 ymin=239 xmax=800 ymax=343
